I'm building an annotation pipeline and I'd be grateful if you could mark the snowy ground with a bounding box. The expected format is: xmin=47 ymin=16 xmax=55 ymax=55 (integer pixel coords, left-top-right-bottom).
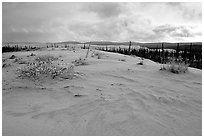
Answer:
xmin=2 ymin=48 xmax=202 ymax=136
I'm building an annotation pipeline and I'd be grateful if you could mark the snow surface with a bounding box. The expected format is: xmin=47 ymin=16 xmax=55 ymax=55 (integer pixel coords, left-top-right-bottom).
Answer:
xmin=2 ymin=48 xmax=202 ymax=136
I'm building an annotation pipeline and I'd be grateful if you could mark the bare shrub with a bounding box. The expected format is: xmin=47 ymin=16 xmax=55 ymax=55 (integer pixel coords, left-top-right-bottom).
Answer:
xmin=165 ymin=57 xmax=189 ymax=74
xmin=17 ymin=55 xmax=74 ymax=81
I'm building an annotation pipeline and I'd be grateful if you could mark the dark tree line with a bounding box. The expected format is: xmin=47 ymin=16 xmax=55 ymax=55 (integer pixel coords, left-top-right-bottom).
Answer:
xmin=87 ymin=42 xmax=202 ymax=70
xmin=2 ymin=44 xmax=39 ymax=53
xmin=47 ymin=43 xmax=59 ymax=48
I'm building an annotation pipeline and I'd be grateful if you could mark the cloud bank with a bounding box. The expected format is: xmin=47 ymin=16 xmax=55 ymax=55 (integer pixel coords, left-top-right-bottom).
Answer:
xmin=2 ymin=2 xmax=202 ymax=42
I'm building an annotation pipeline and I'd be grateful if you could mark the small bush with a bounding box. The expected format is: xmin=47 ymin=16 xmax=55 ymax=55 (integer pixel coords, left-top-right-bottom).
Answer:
xmin=17 ymin=55 xmax=74 ymax=81
xmin=165 ymin=58 xmax=189 ymax=74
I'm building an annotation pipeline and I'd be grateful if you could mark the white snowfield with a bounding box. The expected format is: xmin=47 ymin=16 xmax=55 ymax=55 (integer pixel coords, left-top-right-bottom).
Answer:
xmin=2 ymin=48 xmax=202 ymax=136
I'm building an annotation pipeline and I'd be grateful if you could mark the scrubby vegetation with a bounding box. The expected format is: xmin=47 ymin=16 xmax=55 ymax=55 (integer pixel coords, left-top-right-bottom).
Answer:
xmin=17 ymin=55 xmax=75 ymax=81
xmin=165 ymin=58 xmax=189 ymax=74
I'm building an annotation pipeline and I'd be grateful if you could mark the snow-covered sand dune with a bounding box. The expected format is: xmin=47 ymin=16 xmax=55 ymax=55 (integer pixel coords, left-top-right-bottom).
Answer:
xmin=2 ymin=49 xmax=202 ymax=136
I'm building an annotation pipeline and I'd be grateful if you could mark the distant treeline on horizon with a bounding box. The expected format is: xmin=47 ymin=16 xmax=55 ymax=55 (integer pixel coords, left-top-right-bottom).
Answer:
xmin=2 ymin=41 xmax=202 ymax=50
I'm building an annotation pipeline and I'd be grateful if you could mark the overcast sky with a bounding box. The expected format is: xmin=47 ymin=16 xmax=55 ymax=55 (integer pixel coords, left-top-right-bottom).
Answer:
xmin=2 ymin=2 xmax=202 ymax=43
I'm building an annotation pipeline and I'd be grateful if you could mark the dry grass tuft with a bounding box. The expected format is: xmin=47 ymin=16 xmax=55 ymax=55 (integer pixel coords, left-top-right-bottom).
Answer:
xmin=17 ymin=55 xmax=74 ymax=81
xmin=166 ymin=61 xmax=189 ymax=74
xmin=162 ymin=57 xmax=189 ymax=74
